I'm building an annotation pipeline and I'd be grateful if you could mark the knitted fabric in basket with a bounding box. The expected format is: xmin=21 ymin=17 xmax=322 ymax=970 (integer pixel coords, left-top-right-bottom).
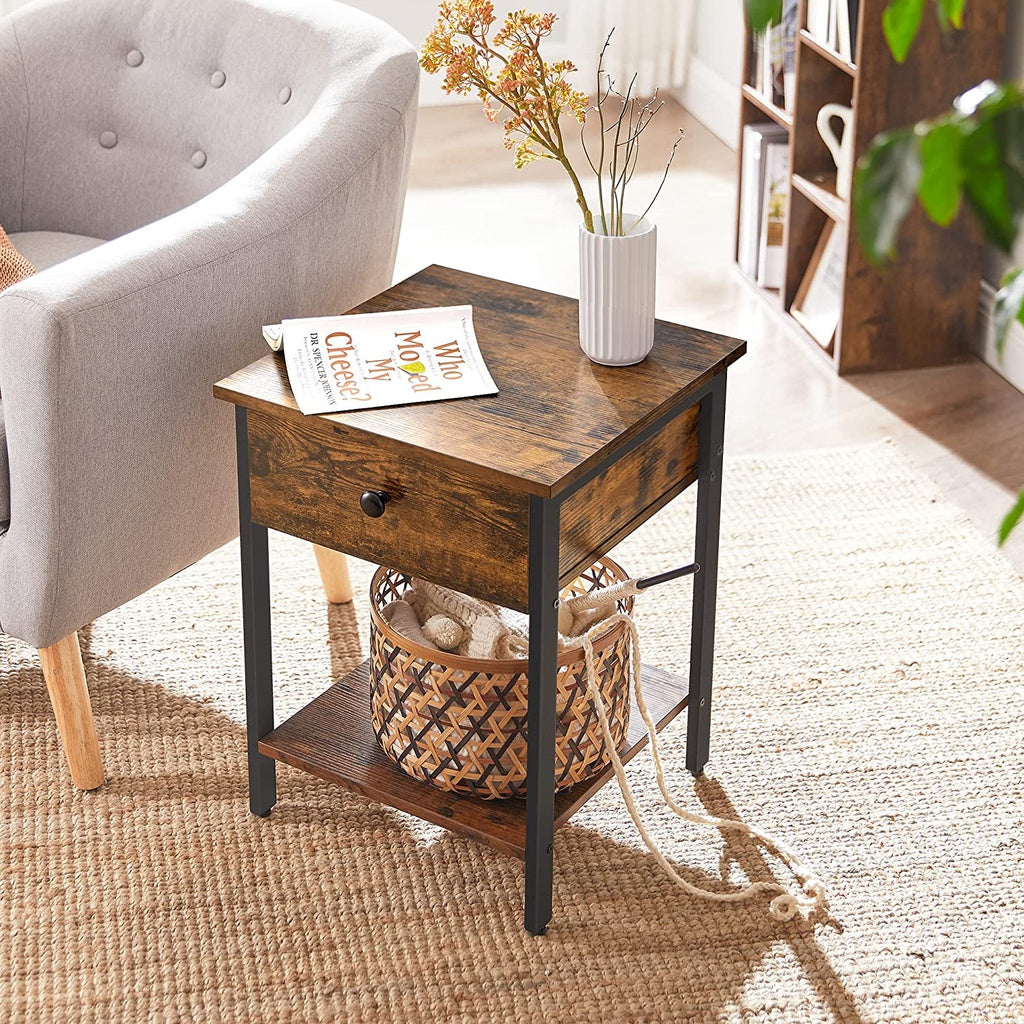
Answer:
xmin=369 ymin=560 xmax=633 ymax=800
xmin=0 ymin=225 xmax=35 ymax=291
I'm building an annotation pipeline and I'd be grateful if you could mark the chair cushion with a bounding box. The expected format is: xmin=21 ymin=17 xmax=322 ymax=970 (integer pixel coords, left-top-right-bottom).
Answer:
xmin=6 ymin=231 xmax=105 ymax=272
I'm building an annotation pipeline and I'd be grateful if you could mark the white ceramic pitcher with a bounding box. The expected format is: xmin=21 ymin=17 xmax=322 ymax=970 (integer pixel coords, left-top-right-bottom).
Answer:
xmin=816 ymin=103 xmax=855 ymax=199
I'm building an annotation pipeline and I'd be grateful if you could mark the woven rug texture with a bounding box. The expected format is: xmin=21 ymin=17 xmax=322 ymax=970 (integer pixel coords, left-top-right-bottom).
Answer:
xmin=1 ymin=440 xmax=1022 ymax=1023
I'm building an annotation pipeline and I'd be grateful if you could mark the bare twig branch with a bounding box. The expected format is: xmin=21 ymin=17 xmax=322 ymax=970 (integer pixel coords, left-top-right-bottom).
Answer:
xmin=426 ymin=10 xmax=683 ymax=236
xmin=594 ymin=31 xmax=614 ymax=232
xmin=628 ymin=127 xmax=685 ymax=233
xmin=608 ymin=73 xmax=637 ymax=234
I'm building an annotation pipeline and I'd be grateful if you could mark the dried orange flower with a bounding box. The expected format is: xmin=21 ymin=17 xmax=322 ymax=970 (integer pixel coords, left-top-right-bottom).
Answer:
xmin=420 ymin=2 xmax=594 ymax=229
xmin=421 ymin=6 xmax=684 ymax=236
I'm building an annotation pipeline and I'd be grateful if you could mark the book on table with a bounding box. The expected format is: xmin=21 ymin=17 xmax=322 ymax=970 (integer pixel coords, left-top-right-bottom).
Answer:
xmin=262 ymin=305 xmax=498 ymax=415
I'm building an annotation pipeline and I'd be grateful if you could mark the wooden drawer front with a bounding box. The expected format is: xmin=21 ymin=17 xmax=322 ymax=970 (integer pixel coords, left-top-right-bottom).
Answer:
xmin=559 ymin=403 xmax=700 ymax=584
xmin=246 ymin=410 xmax=531 ymax=610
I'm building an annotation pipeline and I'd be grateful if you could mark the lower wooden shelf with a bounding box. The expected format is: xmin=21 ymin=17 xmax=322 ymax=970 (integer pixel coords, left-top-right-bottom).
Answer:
xmin=791 ymin=172 xmax=847 ymax=223
xmin=259 ymin=659 xmax=689 ymax=859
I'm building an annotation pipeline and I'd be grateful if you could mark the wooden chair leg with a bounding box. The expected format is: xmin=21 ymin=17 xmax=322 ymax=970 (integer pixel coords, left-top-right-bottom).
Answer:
xmin=313 ymin=544 xmax=353 ymax=604
xmin=38 ymin=632 xmax=104 ymax=790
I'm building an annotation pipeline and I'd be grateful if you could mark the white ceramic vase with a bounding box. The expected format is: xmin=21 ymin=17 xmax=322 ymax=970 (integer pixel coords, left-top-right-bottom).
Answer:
xmin=578 ymin=214 xmax=657 ymax=366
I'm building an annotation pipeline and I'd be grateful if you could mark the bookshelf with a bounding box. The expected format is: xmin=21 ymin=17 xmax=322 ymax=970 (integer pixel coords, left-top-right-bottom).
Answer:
xmin=736 ymin=0 xmax=1007 ymax=374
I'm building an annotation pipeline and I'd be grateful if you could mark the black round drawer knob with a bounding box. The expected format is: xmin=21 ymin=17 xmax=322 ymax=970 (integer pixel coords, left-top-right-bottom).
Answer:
xmin=359 ymin=490 xmax=390 ymax=518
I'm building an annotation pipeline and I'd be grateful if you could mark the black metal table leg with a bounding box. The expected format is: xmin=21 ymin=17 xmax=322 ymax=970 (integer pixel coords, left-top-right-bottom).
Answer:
xmin=686 ymin=376 xmax=727 ymax=776
xmin=524 ymin=494 xmax=560 ymax=935
xmin=235 ymin=407 xmax=276 ymax=816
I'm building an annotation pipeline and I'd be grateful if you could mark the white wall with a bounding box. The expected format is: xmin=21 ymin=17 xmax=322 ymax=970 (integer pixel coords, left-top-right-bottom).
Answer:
xmin=674 ymin=0 xmax=744 ymax=147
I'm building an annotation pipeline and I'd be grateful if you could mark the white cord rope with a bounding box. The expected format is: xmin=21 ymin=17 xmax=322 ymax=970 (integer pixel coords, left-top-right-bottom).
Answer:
xmin=570 ymin=590 xmax=827 ymax=921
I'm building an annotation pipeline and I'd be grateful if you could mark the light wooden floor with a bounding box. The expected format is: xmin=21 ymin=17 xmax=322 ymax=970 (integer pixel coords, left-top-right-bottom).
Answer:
xmin=398 ymin=100 xmax=1024 ymax=569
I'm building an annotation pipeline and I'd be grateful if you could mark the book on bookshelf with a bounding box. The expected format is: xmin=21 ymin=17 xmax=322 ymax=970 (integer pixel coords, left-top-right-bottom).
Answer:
xmin=836 ymin=0 xmax=852 ymax=60
xmin=749 ymin=24 xmax=788 ymax=110
xmin=767 ymin=21 xmax=786 ymax=107
xmin=757 ymin=141 xmax=790 ymax=290
xmin=808 ymin=0 xmax=848 ymax=52
xmin=782 ymin=0 xmax=799 ymax=111
xmin=807 ymin=0 xmax=829 ymax=42
xmin=738 ymin=122 xmax=788 ymax=279
xmin=791 ymin=222 xmax=846 ymax=349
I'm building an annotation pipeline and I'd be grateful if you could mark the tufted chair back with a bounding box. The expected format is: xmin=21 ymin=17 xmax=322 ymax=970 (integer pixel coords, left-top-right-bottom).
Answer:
xmin=0 ymin=0 xmax=408 ymax=240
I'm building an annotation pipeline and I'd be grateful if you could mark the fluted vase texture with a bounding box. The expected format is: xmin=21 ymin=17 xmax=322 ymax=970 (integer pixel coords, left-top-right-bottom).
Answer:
xmin=578 ymin=215 xmax=657 ymax=366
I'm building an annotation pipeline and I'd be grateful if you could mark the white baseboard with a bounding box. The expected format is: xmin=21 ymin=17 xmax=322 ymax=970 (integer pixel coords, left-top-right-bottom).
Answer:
xmin=673 ymin=56 xmax=740 ymax=150
xmin=977 ymin=281 xmax=1024 ymax=395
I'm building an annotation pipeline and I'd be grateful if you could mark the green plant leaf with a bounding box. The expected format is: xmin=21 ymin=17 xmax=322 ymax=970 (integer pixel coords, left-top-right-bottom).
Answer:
xmin=854 ymin=81 xmax=1024 ymax=268
xmin=917 ymin=121 xmax=966 ymax=225
xmin=744 ymin=0 xmax=782 ymax=33
xmin=883 ymin=0 xmax=926 ymax=62
xmin=960 ymin=99 xmax=1024 ymax=252
xmin=854 ymin=130 xmax=922 ymax=265
xmin=998 ymin=487 xmax=1024 ymax=545
xmin=936 ymin=0 xmax=967 ymax=28
xmin=993 ymin=267 xmax=1024 ymax=354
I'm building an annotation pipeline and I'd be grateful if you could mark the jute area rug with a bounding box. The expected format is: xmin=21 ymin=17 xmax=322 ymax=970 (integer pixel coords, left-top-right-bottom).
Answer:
xmin=2 ymin=441 xmax=1022 ymax=1024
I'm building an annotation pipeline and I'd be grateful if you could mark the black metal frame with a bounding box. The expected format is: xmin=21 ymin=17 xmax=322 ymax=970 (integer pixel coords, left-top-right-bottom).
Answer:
xmin=236 ymin=408 xmax=276 ymax=817
xmin=233 ymin=372 xmax=728 ymax=935
xmin=519 ymin=374 xmax=726 ymax=933
xmin=524 ymin=495 xmax=560 ymax=935
xmin=686 ymin=377 xmax=726 ymax=775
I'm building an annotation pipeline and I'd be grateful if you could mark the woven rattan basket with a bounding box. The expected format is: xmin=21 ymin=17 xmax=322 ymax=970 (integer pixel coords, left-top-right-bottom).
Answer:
xmin=369 ymin=558 xmax=634 ymax=800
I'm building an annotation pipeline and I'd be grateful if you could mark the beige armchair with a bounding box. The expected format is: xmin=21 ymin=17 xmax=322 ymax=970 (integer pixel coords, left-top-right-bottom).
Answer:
xmin=0 ymin=0 xmax=418 ymax=787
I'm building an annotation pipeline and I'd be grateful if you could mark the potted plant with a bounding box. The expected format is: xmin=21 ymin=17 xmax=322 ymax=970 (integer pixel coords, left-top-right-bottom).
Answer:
xmin=420 ymin=2 xmax=683 ymax=366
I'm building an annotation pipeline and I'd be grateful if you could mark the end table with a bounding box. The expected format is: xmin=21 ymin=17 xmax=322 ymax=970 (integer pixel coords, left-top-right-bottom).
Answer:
xmin=214 ymin=265 xmax=745 ymax=935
